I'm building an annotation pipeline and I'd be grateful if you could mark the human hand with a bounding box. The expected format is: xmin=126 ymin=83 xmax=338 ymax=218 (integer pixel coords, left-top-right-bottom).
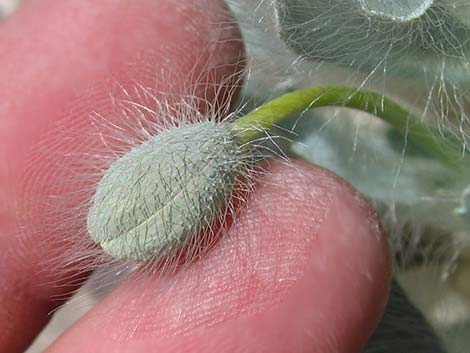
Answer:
xmin=0 ymin=1 xmax=391 ymax=352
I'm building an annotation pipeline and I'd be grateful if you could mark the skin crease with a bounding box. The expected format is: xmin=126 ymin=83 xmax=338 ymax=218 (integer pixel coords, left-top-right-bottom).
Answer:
xmin=0 ymin=0 xmax=391 ymax=352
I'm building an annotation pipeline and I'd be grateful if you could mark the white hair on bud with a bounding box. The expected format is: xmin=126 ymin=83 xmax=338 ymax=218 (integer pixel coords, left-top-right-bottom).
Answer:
xmin=86 ymin=121 xmax=244 ymax=262
xmin=15 ymin=33 xmax=299 ymax=320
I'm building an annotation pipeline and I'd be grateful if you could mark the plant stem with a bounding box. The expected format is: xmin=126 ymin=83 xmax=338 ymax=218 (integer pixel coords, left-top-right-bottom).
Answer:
xmin=233 ymin=86 xmax=463 ymax=170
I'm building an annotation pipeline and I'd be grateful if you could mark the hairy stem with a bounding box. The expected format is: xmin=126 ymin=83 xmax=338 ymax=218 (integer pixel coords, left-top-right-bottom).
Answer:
xmin=233 ymin=86 xmax=463 ymax=170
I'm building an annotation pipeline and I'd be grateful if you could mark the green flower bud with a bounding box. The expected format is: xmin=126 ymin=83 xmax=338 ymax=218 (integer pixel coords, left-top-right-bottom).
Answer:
xmin=87 ymin=122 xmax=242 ymax=261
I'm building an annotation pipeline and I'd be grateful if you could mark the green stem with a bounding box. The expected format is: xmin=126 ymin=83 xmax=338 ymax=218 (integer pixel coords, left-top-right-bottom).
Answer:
xmin=233 ymin=86 xmax=463 ymax=170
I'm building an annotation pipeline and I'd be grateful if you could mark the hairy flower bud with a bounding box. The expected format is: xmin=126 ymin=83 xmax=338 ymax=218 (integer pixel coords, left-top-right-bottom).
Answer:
xmin=87 ymin=122 xmax=242 ymax=261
